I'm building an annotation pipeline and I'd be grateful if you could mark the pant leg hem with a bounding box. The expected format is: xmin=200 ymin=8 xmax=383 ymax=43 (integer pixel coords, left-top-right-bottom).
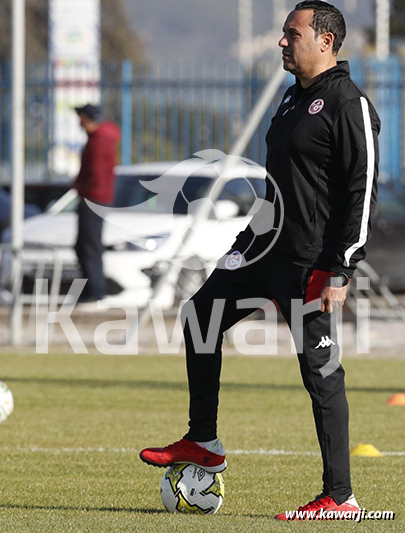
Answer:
xmin=183 ymin=432 xmax=217 ymax=442
xmin=330 ymin=489 xmax=354 ymax=506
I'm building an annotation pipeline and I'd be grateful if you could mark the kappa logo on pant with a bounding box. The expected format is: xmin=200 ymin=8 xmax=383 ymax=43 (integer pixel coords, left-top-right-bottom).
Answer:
xmin=315 ymin=336 xmax=336 ymax=349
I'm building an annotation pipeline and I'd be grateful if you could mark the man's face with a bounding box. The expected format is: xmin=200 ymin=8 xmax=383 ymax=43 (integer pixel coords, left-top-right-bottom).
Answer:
xmin=278 ymin=9 xmax=322 ymax=78
xmin=78 ymin=113 xmax=90 ymax=130
xmin=78 ymin=113 xmax=98 ymax=134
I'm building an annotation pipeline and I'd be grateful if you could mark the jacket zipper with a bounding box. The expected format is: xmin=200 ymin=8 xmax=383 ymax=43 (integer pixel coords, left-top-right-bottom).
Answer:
xmin=282 ymin=105 xmax=295 ymax=116
xmin=282 ymin=90 xmax=308 ymax=116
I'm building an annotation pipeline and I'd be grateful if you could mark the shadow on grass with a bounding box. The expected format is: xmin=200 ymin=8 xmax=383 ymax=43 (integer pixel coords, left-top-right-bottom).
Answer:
xmin=0 ymin=503 xmax=165 ymax=514
xmin=0 ymin=504 xmax=276 ymax=519
xmin=2 ymin=376 xmax=404 ymax=394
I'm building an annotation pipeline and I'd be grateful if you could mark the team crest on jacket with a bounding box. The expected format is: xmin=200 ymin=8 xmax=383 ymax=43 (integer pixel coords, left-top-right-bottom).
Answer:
xmin=308 ymin=99 xmax=324 ymax=115
xmin=225 ymin=250 xmax=243 ymax=270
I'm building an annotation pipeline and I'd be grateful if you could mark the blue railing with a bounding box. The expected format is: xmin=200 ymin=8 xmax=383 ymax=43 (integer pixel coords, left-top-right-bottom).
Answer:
xmin=0 ymin=57 xmax=404 ymax=189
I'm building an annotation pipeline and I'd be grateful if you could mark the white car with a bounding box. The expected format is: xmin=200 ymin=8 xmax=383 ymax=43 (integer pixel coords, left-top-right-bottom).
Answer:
xmin=2 ymin=161 xmax=267 ymax=308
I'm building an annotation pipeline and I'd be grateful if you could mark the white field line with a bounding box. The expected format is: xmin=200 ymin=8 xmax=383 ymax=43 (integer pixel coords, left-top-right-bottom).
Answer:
xmin=1 ymin=446 xmax=404 ymax=456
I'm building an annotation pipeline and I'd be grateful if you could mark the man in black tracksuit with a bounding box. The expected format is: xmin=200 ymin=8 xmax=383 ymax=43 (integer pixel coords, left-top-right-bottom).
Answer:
xmin=140 ymin=1 xmax=380 ymax=518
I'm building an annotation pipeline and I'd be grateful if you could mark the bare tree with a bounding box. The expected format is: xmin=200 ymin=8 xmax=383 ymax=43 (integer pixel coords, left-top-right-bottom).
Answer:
xmin=0 ymin=0 xmax=144 ymax=64
xmin=391 ymin=0 xmax=405 ymax=37
xmin=101 ymin=0 xmax=144 ymax=64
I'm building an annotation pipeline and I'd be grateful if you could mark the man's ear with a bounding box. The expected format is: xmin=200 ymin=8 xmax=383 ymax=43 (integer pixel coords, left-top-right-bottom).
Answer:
xmin=320 ymin=32 xmax=334 ymax=53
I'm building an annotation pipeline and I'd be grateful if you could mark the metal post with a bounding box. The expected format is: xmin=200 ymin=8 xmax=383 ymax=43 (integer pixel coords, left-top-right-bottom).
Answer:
xmin=376 ymin=0 xmax=390 ymax=60
xmin=10 ymin=0 xmax=25 ymax=345
xmin=273 ymin=0 xmax=286 ymax=32
xmin=239 ymin=0 xmax=253 ymax=68
xmin=121 ymin=60 xmax=133 ymax=165
xmin=344 ymin=0 xmax=357 ymax=14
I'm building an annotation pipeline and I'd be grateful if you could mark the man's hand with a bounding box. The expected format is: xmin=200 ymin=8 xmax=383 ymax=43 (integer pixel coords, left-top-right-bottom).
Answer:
xmin=320 ymin=284 xmax=348 ymax=314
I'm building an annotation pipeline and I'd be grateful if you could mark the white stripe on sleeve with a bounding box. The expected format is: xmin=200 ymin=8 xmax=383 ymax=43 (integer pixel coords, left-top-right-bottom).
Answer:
xmin=343 ymin=96 xmax=375 ymax=268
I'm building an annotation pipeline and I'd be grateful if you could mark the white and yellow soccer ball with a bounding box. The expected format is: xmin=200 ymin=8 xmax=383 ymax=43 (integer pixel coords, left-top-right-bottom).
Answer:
xmin=0 ymin=382 xmax=14 ymax=423
xmin=160 ymin=463 xmax=224 ymax=514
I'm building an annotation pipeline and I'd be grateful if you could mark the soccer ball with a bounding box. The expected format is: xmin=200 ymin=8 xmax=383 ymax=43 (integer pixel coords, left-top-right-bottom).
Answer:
xmin=0 ymin=382 xmax=14 ymax=423
xmin=160 ymin=463 xmax=224 ymax=514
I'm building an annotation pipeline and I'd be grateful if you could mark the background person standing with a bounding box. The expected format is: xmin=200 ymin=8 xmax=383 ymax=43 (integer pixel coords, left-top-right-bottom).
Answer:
xmin=74 ymin=104 xmax=120 ymax=302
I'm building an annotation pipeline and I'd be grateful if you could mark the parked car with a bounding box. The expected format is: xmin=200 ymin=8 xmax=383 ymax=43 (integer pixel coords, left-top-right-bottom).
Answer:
xmin=1 ymin=162 xmax=267 ymax=307
xmin=2 ymin=180 xmax=72 ymax=214
xmin=2 ymin=165 xmax=404 ymax=306
xmin=365 ymin=184 xmax=405 ymax=291
xmin=0 ymin=187 xmax=41 ymax=237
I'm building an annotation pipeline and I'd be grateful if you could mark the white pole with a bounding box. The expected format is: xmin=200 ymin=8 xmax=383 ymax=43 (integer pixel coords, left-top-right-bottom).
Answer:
xmin=226 ymin=64 xmax=286 ymax=158
xmin=344 ymin=0 xmax=357 ymax=14
xmin=273 ymin=0 xmax=287 ymax=32
xmin=239 ymin=0 xmax=253 ymax=67
xmin=376 ymin=0 xmax=390 ymax=60
xmin=10 ymin=0 xmax=25 ymax=345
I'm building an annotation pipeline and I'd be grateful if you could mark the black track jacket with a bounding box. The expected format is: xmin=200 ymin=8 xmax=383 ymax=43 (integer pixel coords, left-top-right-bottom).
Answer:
xmin=234 ymin=61 xmax=380 ymax=276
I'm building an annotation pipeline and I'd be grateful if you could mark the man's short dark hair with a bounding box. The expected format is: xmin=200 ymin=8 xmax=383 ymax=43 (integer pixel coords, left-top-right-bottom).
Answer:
xmin=74 ymin=104 xmax=101 ymax=122
xmin=295 ymin=1 xmax=346 ymax=54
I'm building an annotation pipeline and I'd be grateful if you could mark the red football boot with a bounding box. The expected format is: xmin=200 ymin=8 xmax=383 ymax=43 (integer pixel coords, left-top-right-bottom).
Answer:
xmin=139 ymin=438 xmax=227 ymax=473
xmin=275 ymin=494 xmax=360 ymax=520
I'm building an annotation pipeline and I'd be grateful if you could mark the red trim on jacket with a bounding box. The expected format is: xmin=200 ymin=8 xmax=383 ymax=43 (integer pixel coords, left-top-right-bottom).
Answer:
xmin=305 ymin=269 xmax=333 ymax=304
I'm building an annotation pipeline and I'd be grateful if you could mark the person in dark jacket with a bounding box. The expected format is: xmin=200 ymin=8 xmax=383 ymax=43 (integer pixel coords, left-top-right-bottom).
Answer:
xmin=140 ymin=1 xmax=380 ymax=519
xmin=74 ymin=104 xmax=120 ymax=302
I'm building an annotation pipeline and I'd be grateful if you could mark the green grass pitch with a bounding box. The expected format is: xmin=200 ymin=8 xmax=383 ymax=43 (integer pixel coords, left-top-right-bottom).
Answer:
xmin=0 ymin=353 xmax=404 ymax=532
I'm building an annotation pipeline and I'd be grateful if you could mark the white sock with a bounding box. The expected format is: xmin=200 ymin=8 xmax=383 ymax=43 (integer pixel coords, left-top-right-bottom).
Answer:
xmin=195 ymin=438 xmax=225 ymax=455
xmin=345 ymin=494 xmax=360 ymax=508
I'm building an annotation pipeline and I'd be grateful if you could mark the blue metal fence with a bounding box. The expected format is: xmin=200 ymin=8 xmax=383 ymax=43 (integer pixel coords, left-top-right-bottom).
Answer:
xmin=0 ymin=57 xmax=404 ymax=188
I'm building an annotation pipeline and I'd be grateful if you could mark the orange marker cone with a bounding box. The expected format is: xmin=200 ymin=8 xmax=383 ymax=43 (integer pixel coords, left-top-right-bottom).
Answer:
xmin=350 ymin=444 xmax=383 ymax=457
xmin=387 ymin=393 xmax=405 ymax=406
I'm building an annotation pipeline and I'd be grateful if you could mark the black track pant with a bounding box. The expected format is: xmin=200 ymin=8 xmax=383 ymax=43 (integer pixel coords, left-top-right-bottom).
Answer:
xmin=181 ymin=254 xmax=352 ymax=505
xmin=75 ymin=199 xmax=105 ymax=300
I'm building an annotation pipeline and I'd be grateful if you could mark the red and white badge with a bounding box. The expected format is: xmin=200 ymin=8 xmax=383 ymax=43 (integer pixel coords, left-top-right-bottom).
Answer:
xmin=225 ymin=250 xmax=243 ymax=270
xmin=308 ymin=99 xmax=324 ymax=115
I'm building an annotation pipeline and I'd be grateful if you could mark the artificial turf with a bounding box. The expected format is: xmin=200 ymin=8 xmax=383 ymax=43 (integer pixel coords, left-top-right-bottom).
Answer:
xmin=0 ymin=353 xmax=403 ymax=532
